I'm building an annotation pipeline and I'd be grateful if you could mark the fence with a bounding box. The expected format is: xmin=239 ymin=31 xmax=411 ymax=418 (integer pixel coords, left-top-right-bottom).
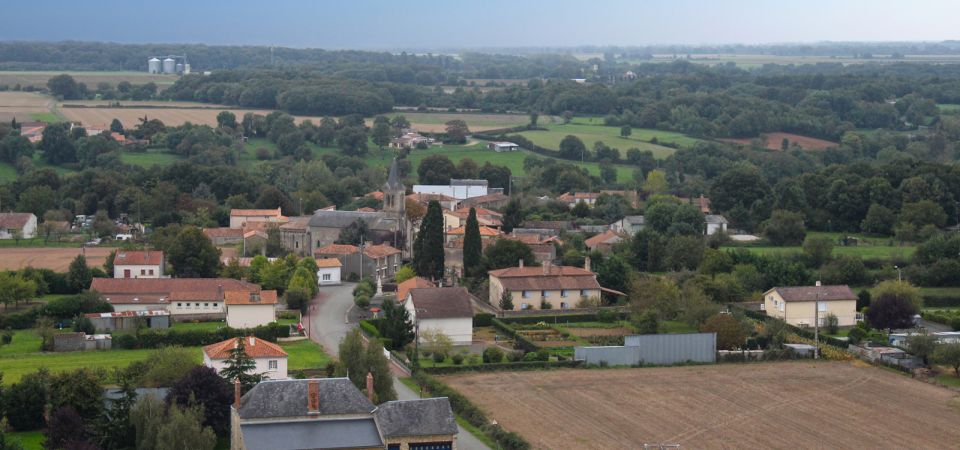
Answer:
xmin=575 ymin=333 xmax=717 ymax=366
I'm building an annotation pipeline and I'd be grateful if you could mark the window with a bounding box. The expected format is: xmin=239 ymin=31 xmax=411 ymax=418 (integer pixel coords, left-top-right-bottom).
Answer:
xmin=149 ymin=269 xmax=154 ymax=275
xmin=541 ymin=290 xmax=548 ymax=298
xmin=140 ymin=269 xmax=146 ymax=275
xmin=561 ymin=290 xmax=568 ymax=298
xmin=322 ymin=273 xmax=331 ymax=281
xmin=195 ymin=303 xmax=200 ymax=308
xmin=268 ymin=360 xmax=278 ymax=370
xmin=295 ymin=241 xmax=299 ymax=249
xmin=522 ymin=291 xmax=530 ymax=298
xmin=580 ymin=289 xmax=587 ymax=297
xmin=213 ymin=303 xmax=218 ymax=308
xmin=818 ymin=301 xmax=827 ymax=312
xmin=204 ymin=303 xmax=209 ymax=308
xmin=560 ymin=302 xmax=568 ymax=309
xmin=177 ymin=303 xmax=182 ymax=308
xmin=520 ymin=303 xmax=530 ymax=310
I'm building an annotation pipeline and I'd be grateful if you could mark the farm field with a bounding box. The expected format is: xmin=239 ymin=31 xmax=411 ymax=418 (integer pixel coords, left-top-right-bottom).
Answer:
xmin=441 ymin=361 xmax=960 ymax=449
xmin=0 ymin=247 xmax=115 ymax=271
xmin=516 ymin=123 xmax=691 ymax=159
xmin=59 ymin=106 xmax=279 ymax=128
xmin=0 ymin=91 xmax=55 ymax=122
xmin=118 ymin=149 xmax=183 ymax=167
xmin=724 ymin=243 xmax=914 ymax=260
xmin=0 ymin=71 xmax=177 ymax=89
xmin=364 ymin=112 xmax=538 ymax=133
xmin=718 ymin=132 xmax=838 ymax=150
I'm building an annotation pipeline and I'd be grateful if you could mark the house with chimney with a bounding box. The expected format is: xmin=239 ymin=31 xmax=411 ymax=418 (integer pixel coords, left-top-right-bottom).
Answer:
xmin=225 ymin=290 xmax=278 ymax=329
xmin=90 ymin=278 xmax=263 ymax=320
xmin=204 ymin=336 xmax=288 ymax=380
xmin=404 ymin=287 xmax=476 ymax=345
xmin=113 ymin=250 xmax=166 ymax=278
xmin=230 ymin=378 xmax=458 ymax=450
xmin=0 ymin=212 xmax=37 ymax=239
xmin=488 ymin=260 xmax=623 ymax=311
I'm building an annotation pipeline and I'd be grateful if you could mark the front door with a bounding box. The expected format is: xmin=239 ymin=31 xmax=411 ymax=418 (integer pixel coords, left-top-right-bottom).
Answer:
xmin=124 ymin=269 xmax=131 ymax=278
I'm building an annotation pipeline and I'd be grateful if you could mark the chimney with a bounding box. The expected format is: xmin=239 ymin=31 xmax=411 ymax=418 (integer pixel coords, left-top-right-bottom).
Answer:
xmin=234 ymin=378 xmax=241 ymax=409
xmin=248 ymin=336 xmax=255 ymax=347
xmin=365 ymin=372 xmax=375 ymax=403
xmin=217 ymin=284 xmax=223 ymax=301
xmin=518 ymin=259 xmax=524 ymax=268
xmin=584 ymin=256 xmax=591 ymax=272
xmin=307 ymin=380 xmax=320 ymax=413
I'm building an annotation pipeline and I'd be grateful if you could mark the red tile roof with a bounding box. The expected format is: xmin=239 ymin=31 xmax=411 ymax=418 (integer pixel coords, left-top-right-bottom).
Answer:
xmin=91 ymin=278 xmax=258 ymax=304
xmin=445 ymin=225 xmax=501 ymax=237
xmin=397 ymin=277 xmax=434 ymax=302
xmin=488 ymin=265 xmax=600 ymax=291
xmin=203 ymin=337 xmax=288 ymax=359
xmin=315 ymin=244 xmax=359 ymax=256
xmin=224 ymin=290 xmax=278 ymax=305
xmin=366 ymin=191 xmax=385 ymax=200
xmin=0 ymin=213 xmax=34 ymax=229
xmin=584 ymin=230 xmax=623 ymax=249
xmin=231 ymin=208 xmax=282 ymax=217
xmin=315 ymin=258 xmax=342 ymax=268
xmin=363 ymin=243 xmax=401 ymax=259
xmin=114 ymin=250 xmax=164 ymax=266
xmin=558 ymin=192 xmax=600 ymax=203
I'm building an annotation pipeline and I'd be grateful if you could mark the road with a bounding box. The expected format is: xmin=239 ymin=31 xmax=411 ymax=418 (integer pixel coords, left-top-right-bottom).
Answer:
xmin=307 ymin=283 xmax=489 ymax=450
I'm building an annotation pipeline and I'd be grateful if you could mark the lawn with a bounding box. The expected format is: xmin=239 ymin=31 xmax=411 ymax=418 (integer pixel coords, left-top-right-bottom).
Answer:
xmin=30 ymin=112 xmax=61 ymax=123
xmin=722 ymin=232 xmax=915 ymax=261
xmin=0 ymin=330 xmax=203 ymax=383
xmin=281 ymin=339 xmax=332 ymax=370
xmin=170 ymin=321 xmax=226 ymax=332
xmin=6 ymin=431 xmax=43 ymax=450
xmin=119 ymin=150 xmax=183 ymax=168
xmin=659 ymin=320 xmax=699 ymax=334
xmin=0 ymin=162 xmax=17 ymax=183
xmin=516 ymin=123 xmax=699 ymax=159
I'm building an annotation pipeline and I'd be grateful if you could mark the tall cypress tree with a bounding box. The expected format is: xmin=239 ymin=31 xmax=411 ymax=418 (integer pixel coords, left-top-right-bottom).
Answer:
xmin=413 ymin=201 xmax=445 ymax=280
xmin=463 ymin=207 xmax=482 ymax=277
xmin=218 ymin=338 xmax=262 ymax=392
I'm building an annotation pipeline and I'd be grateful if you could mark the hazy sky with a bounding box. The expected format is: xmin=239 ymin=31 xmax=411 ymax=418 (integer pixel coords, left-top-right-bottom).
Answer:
xmin=4 ymin=0 xmax=958 ymax=49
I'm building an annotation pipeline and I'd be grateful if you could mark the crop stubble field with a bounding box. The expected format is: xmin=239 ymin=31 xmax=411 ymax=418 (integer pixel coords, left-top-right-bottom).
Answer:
xmin=0 ymin=91 xmax=53 ymax=122
xmin=0 ymin=247 xmax=114 ymax=271
xmin=441 ymin=361 xmax=960 ymax=449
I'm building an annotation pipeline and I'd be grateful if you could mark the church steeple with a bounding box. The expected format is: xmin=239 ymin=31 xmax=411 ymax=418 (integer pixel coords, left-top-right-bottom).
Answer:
xmin=384 ymin=157 xmax=404 ymax=192
xmin=383 ymin=158 xmax=405 ymax=214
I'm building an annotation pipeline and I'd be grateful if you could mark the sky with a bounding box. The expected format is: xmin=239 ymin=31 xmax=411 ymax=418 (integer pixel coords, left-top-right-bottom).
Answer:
xmin=3 ymin=0 xmax=959 ymax=49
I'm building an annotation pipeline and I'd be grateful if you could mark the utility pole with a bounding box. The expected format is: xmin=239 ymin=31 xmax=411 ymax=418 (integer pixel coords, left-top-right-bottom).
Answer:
xmin=814 ymin=280 xmax=821 ymax=360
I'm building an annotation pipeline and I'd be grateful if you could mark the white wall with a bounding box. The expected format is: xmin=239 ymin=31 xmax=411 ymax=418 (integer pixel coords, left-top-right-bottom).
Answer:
xmin=317 ymin=267 xmax=341 ymax=285
xmin=0 ymin=214 xmax=37 ymax=239
xmin=419 ymin=318 xmax=473 ymax=345
xmin=226 ymin=304 xmax=276 ymax=329
xmin=114 ymin=264 xmax=163 ymax=279
xmin=111 ymin=303 xmax=168 ymax=313
xmin=204 ymin=354 xmax=288 ymax=380
xmin=171 ymin=300 xmax=224 ymax=315
xmin=706 ymin=222 xmax=726 ymax=235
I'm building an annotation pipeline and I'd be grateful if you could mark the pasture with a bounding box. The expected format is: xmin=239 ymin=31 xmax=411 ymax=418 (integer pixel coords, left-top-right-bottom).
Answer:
xmin=724 ymin=243 xmax=914 ymax=260
xmin=441 ymin=361 xmax=960 ymax=449
xmin=718 ymin=132 xmax=838 ymax=151
xmin=0 ymin=71 xmax=177 ymax=89
xmin=516 ymin=123 xmax=692 ymax=159
xmin=364 ymin=112 xmax=536 ymax=133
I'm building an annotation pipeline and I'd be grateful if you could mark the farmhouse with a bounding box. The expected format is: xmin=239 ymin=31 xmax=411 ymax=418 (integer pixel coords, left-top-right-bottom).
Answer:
xmin=763 ymin=285 xmax=858 ymax=327
xmin=405 ymin=287 xmax=475 ymax=345
xmin=487 ymin=141 xmax=519 ymax=152
xmin=390 ymin=131 xmax=435 ymax=149
xmin=230 ymin=208 xmax=287 ymax=229
xmin=231 ymin=378 xmax=457 ymax=450
xmin=315 ymin=258 xmax=342 ymax=286
xmin=204 ymin=336 xmax=288 ymax=380
xmin=0 ymin=212 xmax=37 ymax=239
xmin=489 ymin=261 xmax=622 ymax=310
xmin=414 ymin=179 xmax=489 ymax=200
xmin=314 ymin=242 xmax=402 ymax=280
xmin=584 ymin=229 xmax=624 ymax=253
xmin=610 ymin=215 xmax=645 ymax=235
xmin=705 ymin=214 xmax=729 ymax=235
xmin=90 ymin=278 xmax=261 ymax=319
xmin=225 ymin=290 xmax=278 ymax=329
xmin=113 ymin=250 xmax=165 ymax=278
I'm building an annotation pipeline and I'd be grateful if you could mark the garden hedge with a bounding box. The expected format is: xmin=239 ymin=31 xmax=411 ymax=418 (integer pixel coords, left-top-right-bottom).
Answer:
xmin=112 ymin=322 xmax=289 ymax=349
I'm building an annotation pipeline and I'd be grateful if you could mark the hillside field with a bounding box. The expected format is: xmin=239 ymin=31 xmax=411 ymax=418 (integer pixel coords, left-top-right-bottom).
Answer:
xmin=516 ymin=123 xmax=698 ymax=159
xmin=718 ymin=132 xmax=838 ymax=151
xmin=441 ymin=361 xmax=960 ymax=449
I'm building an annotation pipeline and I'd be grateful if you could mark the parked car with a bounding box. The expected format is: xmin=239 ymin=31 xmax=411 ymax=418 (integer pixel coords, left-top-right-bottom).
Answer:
xmin=85 ymin=238 xmax=101 ymax=246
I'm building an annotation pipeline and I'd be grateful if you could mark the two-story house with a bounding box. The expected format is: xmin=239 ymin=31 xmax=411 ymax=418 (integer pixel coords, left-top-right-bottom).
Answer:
xmin=113 ymin=250 xmax=165 ymax=278
xmin=763 ymin=284 xmax=858 ymax=327
xmin=314 ymin=243 xmax=402 ymax=281
xmin=488 ymin=261 xmax=622 ymax=310
xmin=204 ymin=336 xmax=288 ymax=380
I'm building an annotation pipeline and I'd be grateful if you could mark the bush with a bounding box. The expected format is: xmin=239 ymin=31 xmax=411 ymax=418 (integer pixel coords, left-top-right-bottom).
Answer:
xmin=847 ymin=327 xmax=866 ymax=344
xmin=451 ymin=353 xmax=465 ymax=365
xmin=506 ymin=351 xmax=524 ymax=362
xmin=473 ymin=313 xmax=494 ymax=327
xmin=354 ymin=294 xmax=371 ymax=309
xmin=432 ymin=352 xmax=445 ymax=363
xmin=359 ymin=319 xmax=382 ymax=338
xmin=482 ymin=346 xmax=504 ymax=363
xmin=1 ymin=328 xmax=13 ymax=345
xmin=255 ymin=147 xmax=272 ymax=160
xmin=597 ymin=309 xmax=617 ymax=323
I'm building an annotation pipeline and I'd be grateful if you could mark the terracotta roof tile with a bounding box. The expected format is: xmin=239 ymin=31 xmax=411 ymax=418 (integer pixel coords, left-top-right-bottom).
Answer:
xmin=315 ymin=258 xmax=342 ymax=268
xmin=231 ymin=208 xmax=282 ymax=217
xmin=363 ymin=243 xmax=401 ymax=259
xmin=224 ymin=290 xmax=278 ymax=305
xmin=397 ymin=277 xmax=434 ymax=301
xmin=114 ymin=250 xmax=164 ymax=266
xmin=203 ymin=227 xmax=244 ymax=239
xmin=768 ymin=285 xmax=857 ymax=302
xmin=585 ymin=230 xmax=624 ymax=248
xmin=315 ymin=244 xmax=359 ymax=256
xmin=445 ymin=225 xmax=501 ymax=237
xmin=488 ymin=265 xmax=601 ymax=291
xmin=203 ymin=337 xmax=288 ymax=359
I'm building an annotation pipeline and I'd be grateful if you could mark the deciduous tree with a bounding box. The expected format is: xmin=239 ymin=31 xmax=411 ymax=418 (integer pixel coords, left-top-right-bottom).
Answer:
xmin=167 ymin=227 xmax=221 ymax=278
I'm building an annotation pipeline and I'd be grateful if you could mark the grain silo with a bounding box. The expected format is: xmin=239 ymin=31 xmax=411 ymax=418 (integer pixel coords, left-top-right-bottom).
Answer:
xmin=183 ymin=64 xmax=191 ymax=74
xmin=148 ymin=57 xmax=161 ymax=74
xmin=175 ymin=63 xmax=184 ymax=74
xmin=162 ymin=58 xmax=175 ymax=74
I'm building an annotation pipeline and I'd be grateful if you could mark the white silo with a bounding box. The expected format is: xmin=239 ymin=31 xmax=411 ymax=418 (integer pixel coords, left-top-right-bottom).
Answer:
xmin=148 ymin=57 xmax=161 ymax=74
xmin=183 ymin=64 xmax=191 ymax=74
xmin=162 ymin=58 xmax=175 ymax=74
xmin=175 ymin=63 xmax=184 ymax=74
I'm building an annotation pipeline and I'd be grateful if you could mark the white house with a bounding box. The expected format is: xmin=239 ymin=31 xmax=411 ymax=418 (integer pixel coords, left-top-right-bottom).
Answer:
xmin=316 ymin=258 xmax=342 ymax=286
xmin=611 ymin=215 xmax=645 ymax=235
xmin=413 ymin=179 xmax=488 ymax=200
xmin=487 ymin=141 xmax=519 ymax=152
xmin=225 ymin=290 xmax=278 ymax=329
xmin=203 ymin=336 xmax=288 ymax=380
xmin=705 ymin=215 xmax=729 ymax=235
xmin=0 ymin=213 xmax=37 ymax=239
xmin=113 ymin=250 xmax=165 ymax=278
xmin=405 ymin=287 xmax=475 ymax=345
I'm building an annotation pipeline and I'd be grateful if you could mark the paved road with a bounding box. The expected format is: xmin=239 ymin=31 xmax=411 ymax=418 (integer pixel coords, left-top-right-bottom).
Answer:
xmin=307 ymin=283 xmax=489 ymax=450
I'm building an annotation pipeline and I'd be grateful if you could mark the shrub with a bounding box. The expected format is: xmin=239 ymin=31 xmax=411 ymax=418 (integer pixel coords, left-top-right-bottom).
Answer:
xmin=482 ymin=346 xmax=504 ymax=363
xmin=255 ymin=147 xmax=272 ymax=160
xmin=506 ymin=351 xmax=524 ymax=362
xmin=451 ymin=353 xmax=465 ymax=365
xmin=432 ymin=353 xmax=445 ymax=363
xmin=354 ymin=294 xmax=371 ymax=309
xmin=597 ymin=309 xmax=617 ymax=323
xmin=473 ymin=313 xmax=494 ymax=327
xmin=847 ymin=327 xmax=866 ymax=345
xmin=1 ymin=328 xmax=12 ymax=345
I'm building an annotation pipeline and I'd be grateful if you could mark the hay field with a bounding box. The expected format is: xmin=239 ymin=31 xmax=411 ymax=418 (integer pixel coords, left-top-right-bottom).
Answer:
xmin=0 ymin=247 xmax=114 ymax=271
xmin=0 ymin=91 xmax=54 ymax=122
xmin=0 ymin=71 xmax=176 ymax=89
xmin=59 ymin=107 xmax=279 ymax=128
xmin=364 ymin=112 xmax=532 ymax=133
xmin=719 ymin=132 xmax=838 ymax=150
xmin=442 ymin=361 xmax=960 ymax=449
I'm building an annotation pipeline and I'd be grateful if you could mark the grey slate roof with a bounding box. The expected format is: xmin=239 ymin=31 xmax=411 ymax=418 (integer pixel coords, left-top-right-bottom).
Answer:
xmin=705 ymin=214 xmax=728 ymax=224
xmin=621 ymin=215 xmax=645 ymax=225
xmin=238 ymin=378 xmax=375 ymax=419
xmin=384 ymin=158 xmax=404 ymax=191
xmin=375 ymin=397 xmax=459 ymax=439
xmin=408 ymin=287 xmax=475 ymax=319
xmin=240 ymin=419 xmax=383 ymax=450
xmin=308 ymin=210 xmax=393 ymax=230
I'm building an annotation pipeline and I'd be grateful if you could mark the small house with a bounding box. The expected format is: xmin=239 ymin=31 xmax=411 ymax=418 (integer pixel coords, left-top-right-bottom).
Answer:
xmin=113 ymin=250 xmax=165 ymax=278
xmin=763 ymin=285 xmax=857 ymax=327
xmin=611 ymin=215 xmax=645 ymax=235
xmin=585 ymin=230 xmax=624 ymax=253
xmin=230 ymin=208 xmax=287 ymax=229
xmin=0 ymin=213 xmax=37 ymax=239
xmin=225 ymin=290 xmax=278 ymax=329
xmin=405 ymin=287 xmax=475 ymax=345
xmin=204 ymin=336 xmax=288 ymax=380
xmin=705 ymin=215 xmax=729 ymax=235
xmin=315 ymin=258 xmax=342 ymax=286
xmin=487 ymin=141 xmax=519 ymax=152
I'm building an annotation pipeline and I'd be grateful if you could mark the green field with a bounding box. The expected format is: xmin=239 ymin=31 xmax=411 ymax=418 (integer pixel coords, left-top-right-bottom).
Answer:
xmin=281 ymin=339 xmax=332 ymax=370
xmin=516 ymin=123 xmax=700 ymax=159
xmin=367 ymin=112 xmax=542 ymax=128
xmin=723 ymin=231 xmax=916 ymax=261
xmin=6 ymin=431 xmax=43 ymax=450
xmin=30 ymin=112 xmax=61 ymax=123
xmin=119 ymin=150 xmax=183 ymax=167
xmin=937 ymin=104 xmax=960 ymax=113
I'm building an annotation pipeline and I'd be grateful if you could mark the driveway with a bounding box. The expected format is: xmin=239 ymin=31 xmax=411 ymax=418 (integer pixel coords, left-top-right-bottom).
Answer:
xmin=306 ymin=283 xmax=489 ymax=450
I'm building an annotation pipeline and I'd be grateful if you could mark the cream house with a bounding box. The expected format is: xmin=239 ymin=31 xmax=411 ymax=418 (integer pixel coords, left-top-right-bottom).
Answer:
xmin=315 ymin=258 xmax=342 ymax=286
xmin=113 ymin=250 xmax=165 ymax=278
xmin=229 ymin=208 xmax=286 ymax=229
xmin=225 ymin=290 xmax=278 ymax=329
xmin=405 ymin=287 xmax=475 ymax=345
xmin=763 ymin=285 xmax=858 ymax=327
xmin=204 ymin=336 xmax=288 ymax=379
xmin=488 ymin=261 xmax=623 ymax=311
